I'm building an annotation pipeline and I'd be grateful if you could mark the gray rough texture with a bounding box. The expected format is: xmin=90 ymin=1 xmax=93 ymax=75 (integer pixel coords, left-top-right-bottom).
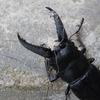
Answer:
xmin=0 ymin=0 xmax=100 ymax=100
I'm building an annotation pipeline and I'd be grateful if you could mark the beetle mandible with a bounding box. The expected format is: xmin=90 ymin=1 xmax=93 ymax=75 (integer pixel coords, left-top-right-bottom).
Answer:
xmin=17 ymin=7 xmax=100 ymax=100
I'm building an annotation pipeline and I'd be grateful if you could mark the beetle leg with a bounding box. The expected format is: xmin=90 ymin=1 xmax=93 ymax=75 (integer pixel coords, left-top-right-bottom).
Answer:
xmin=77 ymin=33 xmax=87 ymax=54
xmin=75 ymin=18 xmax=85 ymax=47
xmin=88 ymin=58 xmax=95 ymax=63
xmin=69 ymin=18 xmax=86 ymax=54
xmin=76 ymin=33 xmax=86 ymax=49
xmin=75 ymin=18 xmax=87 ymax=54
xmin=49 ymin=75 xmax=59 ymax=82
xmin=46 ymin=7 xmax=68 ymax=43
xmin=74 ymin=18 xmax=87 ymax=54
xmin=65 ymin=85 xmax=70 ymax=100
xmin=81 ymin=48 xmax=86 ymax=54
xmin=45 ymin=58 xmax=59 ymax=82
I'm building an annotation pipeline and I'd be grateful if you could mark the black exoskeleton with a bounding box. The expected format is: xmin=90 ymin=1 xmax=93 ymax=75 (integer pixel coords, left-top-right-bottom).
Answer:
xmin=17 ymin=7 xmax=100 ymax=100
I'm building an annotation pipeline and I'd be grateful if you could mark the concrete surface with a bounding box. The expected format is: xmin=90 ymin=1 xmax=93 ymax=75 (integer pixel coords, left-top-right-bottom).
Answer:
xmin=0 ymin=0 xmax=100 ymax=100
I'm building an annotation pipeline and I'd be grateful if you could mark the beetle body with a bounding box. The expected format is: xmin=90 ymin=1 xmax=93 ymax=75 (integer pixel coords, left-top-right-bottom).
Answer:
xmin=17 ymin=7 xmax=100 ymax=100
xmin=70 ymin=64 xmax=100 ymax=100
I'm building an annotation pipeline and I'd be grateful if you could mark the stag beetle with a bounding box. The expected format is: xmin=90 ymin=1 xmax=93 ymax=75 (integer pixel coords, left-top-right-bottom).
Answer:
xmin=17 ymin=7 xmax=100 ymax=100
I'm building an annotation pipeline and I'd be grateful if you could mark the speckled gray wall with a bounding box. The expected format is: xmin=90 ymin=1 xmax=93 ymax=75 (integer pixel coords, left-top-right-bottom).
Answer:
xmin=0 ymin=0 xmax=100 ymax=100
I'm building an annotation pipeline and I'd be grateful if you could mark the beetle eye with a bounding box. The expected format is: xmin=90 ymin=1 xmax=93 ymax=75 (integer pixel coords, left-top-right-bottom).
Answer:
xmin=59 ymin=43 xmax=66 ymax=49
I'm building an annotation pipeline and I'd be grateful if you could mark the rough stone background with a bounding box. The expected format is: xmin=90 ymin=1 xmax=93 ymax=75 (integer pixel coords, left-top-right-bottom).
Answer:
xmin=0 ymin=0 xmax=100 ymax=100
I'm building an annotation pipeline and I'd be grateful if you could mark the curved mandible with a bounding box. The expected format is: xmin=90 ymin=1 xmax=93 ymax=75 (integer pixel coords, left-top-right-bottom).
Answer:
xmin=46 ymin=7 xmax=68 ymax=43
xmin=17 ymin=33 xmax=54 ymax=58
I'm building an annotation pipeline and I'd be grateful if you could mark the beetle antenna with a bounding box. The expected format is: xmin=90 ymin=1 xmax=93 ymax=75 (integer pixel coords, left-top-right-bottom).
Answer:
xmin=69 ymin=18 xmax=84 ymax=39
